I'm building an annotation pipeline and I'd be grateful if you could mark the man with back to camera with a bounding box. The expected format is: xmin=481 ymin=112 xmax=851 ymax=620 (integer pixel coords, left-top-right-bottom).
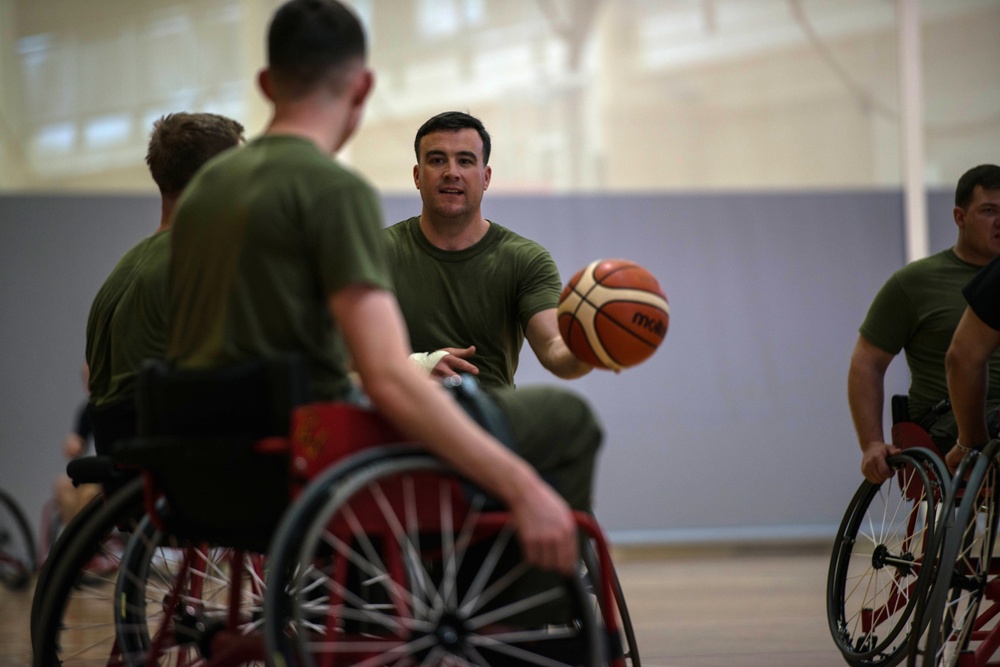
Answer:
xmin=166 ymin=0 xmax=602 ymax=576
xmin=848 ymin=164 xmax=1000 ymax=483
xmin=66 ymin=111 xmax=243 ymax=517
xmin=384 ymin=111 xmax=593 ymax=387
xmin=85 ymin=111 xmax=245 ymax=454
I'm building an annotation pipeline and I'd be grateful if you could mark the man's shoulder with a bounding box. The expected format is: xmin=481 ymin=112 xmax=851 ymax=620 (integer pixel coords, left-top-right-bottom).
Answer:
xmin=384 ymin=217 xmax=419 ymax=237
xmin=489 ymin=222 xmax=551 ymax=257
xmin=105 ymin=234 xmax=159 ymax=280
xmin=893 ymin=248 xmax=972 ymax=284
xmin=211 ymin=136 xmax=372 ymax=190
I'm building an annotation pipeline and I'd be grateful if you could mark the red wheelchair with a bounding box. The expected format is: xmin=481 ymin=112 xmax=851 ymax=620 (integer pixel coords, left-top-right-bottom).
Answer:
xmin=35 ymin=355 xmax=639 ymax=666
xmin=828 ymin=395 xmax=1000 ymax=667
xmin=827 ymin=396 xmax=953 ymax=667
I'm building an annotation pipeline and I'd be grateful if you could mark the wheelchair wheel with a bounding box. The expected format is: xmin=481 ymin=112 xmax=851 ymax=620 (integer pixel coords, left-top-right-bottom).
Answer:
xmin=581 ymin=540 xmax=641 ymax=667
xmin=827 ymin=448 xmax=950 ymax=667
xmin=265 ymin=452 xmax=604 ymax=667
xmin=115 ymin=513 xmax=267 ymax=665
xmin=0 ymin=487 xmax=36 ymax=591
xmin=30 ymin=491 xmax=109 ymax=652
xmin=911 ymin=441 xmax=1000 ymax=667
xmin=32 ymin=476 xmax=144 ymax=667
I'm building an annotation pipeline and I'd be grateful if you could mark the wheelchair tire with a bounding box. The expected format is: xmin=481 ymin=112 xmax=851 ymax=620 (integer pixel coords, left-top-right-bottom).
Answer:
xmin=32 ymin=476 xmax=144 ymax=667
xmin=114 ymin=513 xmax=268 ymax=665
xmin=827 ymin=448 xmax=950 ymax=667
xmin=911 ymin=441 xmax=1000 ymax=667
xmin=30 ymin=491 xmax=108 ymax=653
xmin=0 ymin=487 xmax=36 ymax=591
xmin=581 ymin=538 xmax=641 ymax=667
xmin=265 ymin=452 xmax=605 ymax=667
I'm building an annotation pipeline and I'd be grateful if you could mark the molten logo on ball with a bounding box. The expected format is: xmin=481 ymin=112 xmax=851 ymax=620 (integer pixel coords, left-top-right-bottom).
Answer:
xmin=558 ymin=258 xmax=669 ymax=371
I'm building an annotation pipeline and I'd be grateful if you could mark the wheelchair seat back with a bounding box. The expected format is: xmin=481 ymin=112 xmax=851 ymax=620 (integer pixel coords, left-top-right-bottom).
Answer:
xmin=888 ymin=394 xmax=944 ymax=506
xmin=135 ymin=354 xmax=310 ymax=438
xmin=113 ymin=354 xmax=311 ymax=551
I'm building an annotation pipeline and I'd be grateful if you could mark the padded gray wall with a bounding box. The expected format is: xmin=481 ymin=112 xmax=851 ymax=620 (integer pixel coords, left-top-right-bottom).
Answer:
xmin=0 ymin=190 xmax=957 ymax=544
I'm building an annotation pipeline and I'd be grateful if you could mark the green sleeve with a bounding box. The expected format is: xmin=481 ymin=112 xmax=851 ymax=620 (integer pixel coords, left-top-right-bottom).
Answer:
xmin=859 ymin=275 xmax=915 ymax=355
xmin=309 ymin=182 xmax=392 ymax=297
xmin=516 ymin=247 xmax=562 ymax=331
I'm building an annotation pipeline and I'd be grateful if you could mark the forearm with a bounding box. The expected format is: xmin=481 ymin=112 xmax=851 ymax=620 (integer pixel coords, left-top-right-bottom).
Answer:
xmin=526 ymin=310 xmax=592 ymax=379
xmin=947 ymin=309 xmax=1000 ymax=449
xmin=365 ymin=360 xmax=538 ymax=506
xmin=848 ymin=362 xmax=887 ymax=450
xmin=336 ymin=288 xmax=539 ymax=508
xmin=539 ymin=340 xmax=592 ymax=379
xmin=947 ymin=348 xmax=990 ymax=448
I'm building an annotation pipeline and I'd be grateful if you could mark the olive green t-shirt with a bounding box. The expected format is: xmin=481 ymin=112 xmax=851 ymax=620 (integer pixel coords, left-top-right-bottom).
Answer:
xmin=860 ymin=247 xmax=1000 ymax=423
xmin=167 ymin=135 xmax=391 ymax=400
xmin=384 ymin=217 xmax=561 ymax=388
xmin=86 ymin=229 xmax=171 ymax=407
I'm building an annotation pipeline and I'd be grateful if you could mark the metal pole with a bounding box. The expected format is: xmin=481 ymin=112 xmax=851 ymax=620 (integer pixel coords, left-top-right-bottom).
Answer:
xmin=897 ymin=0 xmax=928 ymax=262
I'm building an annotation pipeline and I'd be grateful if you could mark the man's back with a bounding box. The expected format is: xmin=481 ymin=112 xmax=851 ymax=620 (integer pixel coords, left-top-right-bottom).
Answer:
xmin=168 ymin=135 xmax=390 ymax=400
xmin=86 ymin=230 xmax=170 ymax=407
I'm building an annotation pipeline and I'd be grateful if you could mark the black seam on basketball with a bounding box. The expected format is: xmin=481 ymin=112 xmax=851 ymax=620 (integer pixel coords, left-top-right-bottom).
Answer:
xmin=567 ymin=285 xmax=588 ymax=318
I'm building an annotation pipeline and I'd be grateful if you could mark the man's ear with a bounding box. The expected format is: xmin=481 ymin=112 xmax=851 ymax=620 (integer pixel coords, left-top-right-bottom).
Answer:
xmin=955 ymin=206 xmax=966 ymax=230
xmin=257 ymin=68 xmax=275 ymax=102
xmin=350 ymin=68 xmax=374 ymax=107
xmin=413 ymin=164 xmax=420 ymax=189
xmin=483 ymin=165 xmax=492 ymax=191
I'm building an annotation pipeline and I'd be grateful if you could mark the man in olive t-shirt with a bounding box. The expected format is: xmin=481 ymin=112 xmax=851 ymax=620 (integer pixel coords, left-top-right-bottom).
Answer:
xmin=166 ymin=0 xmax=600 ymax=577
xmin=85 ymin=112 xmax=244 ymax=444
xmin=849 ymin=164 xmax=1000 ymax=483
xmin=385 ymin=111 xmax=592 ymax=388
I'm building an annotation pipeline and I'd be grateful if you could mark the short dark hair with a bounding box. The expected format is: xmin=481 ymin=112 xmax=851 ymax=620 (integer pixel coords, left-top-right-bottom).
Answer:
xmin=267 ymin=0 xmax=367 ymax=98
xmin=956 ymin=164 xmax=1000 ymax=209
xmin=145 ymin=112 xmax=244 ymax=197
xmin=414 ymin=111 xmax=492 ymax=165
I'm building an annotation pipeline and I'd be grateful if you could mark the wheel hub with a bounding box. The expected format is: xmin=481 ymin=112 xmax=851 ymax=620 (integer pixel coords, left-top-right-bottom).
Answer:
xmin=434 ymin=613 xmax=468 ymax=649
xmin=871 ymin=544 xmax=915 ymax=575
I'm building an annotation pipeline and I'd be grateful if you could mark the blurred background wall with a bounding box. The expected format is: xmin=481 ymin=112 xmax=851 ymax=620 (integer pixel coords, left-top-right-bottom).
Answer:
xmin=1 ymin=0 xmax=998 ymax=546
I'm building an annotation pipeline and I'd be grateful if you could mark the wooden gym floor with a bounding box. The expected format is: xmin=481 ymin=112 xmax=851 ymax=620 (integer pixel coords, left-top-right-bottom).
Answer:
xmin=1 ymin=540 xmax=843 ymax=666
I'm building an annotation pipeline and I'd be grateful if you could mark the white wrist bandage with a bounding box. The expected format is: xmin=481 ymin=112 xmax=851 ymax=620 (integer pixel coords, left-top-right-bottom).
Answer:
xmin=408 ymin=350 xmax=450 ymax=374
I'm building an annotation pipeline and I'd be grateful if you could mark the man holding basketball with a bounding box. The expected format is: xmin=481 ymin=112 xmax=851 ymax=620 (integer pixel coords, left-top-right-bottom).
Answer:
xmin=848 ymin=164 xmax=1000 ymax=483
xmin=166 ymin=0 xmax=601 ymax=576
xmin=385 ymin=111 xmax=592 ymax=388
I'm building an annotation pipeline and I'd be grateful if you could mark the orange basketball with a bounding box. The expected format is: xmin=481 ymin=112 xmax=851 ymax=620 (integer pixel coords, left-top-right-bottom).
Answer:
xmin=558 ymin=259 xmax=669 ymax=370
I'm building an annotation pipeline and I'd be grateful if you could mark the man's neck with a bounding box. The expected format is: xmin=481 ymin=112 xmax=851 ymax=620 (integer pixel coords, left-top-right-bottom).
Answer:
xmin=265 ymin=94 xmax=355 ymax=156
xmin=418 ymin=214 xmax=490 ymax=251
xmin=157 ymin=195 xmax=178 ymax=233
xmin=953 ymin=243 xmax=993 ymax=267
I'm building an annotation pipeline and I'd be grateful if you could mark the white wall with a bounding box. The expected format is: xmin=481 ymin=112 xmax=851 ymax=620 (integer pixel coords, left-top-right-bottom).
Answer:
xmin=1 ymin=0 xmax=997 ymax=193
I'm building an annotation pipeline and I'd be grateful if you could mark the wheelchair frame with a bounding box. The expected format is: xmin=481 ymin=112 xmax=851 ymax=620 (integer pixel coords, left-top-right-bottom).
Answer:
xmin=32 ymin=361 xmax=639 ymax=667
xmin=829 ymin=395 xmax=1000 ymax=667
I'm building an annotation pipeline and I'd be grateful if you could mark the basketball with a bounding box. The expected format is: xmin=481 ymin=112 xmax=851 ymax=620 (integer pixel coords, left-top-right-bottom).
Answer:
xmin=558 ymin=259 xmax=669 ymax=370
